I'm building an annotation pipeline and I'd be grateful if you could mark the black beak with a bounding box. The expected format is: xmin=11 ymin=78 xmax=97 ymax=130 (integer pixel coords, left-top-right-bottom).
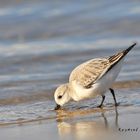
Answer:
xmin=54 ymin=104 xmax=61 ymax=110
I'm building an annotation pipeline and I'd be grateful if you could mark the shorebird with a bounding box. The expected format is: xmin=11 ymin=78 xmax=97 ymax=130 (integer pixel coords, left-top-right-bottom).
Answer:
xmin=54 ymin=43 xmax=136 ymax=110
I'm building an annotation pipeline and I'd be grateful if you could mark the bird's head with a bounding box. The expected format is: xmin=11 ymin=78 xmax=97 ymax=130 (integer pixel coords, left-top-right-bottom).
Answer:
xmin=54 ymin=83 xmax=71 ymax=110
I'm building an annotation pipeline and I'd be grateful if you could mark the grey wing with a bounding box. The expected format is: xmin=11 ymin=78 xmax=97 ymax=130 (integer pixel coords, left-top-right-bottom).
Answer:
xmin=69 ymin=43 xmax=136 ymax=89
xmin=69 ymin=58 xmax=110 ymax=88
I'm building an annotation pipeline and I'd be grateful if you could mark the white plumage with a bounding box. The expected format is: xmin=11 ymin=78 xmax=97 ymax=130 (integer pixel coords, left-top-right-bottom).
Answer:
xmin=54 ymin=43 xmax=136 ymax=109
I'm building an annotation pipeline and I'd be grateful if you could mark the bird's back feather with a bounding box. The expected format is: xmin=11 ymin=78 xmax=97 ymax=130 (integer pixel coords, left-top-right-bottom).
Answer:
xmin=69 ymin=43 xmax=136 ymax=89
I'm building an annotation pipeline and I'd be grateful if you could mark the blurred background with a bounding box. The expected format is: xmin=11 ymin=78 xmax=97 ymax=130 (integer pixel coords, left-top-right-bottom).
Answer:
xmin=0 ymin=0 xmax=140 ymax=51
xmin=0 ymin=0 xmax=140 ymax=124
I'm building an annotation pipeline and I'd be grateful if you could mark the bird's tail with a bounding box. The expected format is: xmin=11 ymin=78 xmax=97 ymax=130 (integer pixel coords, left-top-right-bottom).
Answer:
xmin=121 ymin=42 xmax=137 ymax=56
xmin=109 ymin=42 xmax=137 ymax=63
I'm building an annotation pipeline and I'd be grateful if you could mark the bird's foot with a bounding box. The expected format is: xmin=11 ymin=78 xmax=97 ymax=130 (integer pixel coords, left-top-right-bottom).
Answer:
xmin=115 ymin=102 xmax=120 ymax=106
xmin=97 ymin=104 xmax=103 ymax=108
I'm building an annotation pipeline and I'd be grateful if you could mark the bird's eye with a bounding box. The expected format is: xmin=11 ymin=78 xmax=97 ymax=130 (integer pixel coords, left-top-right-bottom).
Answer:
xmin=58 ymin=95 xmax=62 ymax=99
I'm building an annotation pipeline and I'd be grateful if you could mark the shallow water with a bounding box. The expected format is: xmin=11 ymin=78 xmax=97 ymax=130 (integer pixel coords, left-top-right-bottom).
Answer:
xmin=0 ymin=0 xmax=140 ymax=139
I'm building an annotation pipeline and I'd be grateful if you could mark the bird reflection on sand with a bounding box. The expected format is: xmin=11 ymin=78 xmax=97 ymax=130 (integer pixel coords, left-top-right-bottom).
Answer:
xmin=56 ymin=107 xmax=119 ymax=140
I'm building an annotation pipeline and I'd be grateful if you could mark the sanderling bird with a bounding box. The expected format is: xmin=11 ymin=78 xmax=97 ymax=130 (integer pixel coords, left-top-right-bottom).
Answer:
xmin=54 ymin=43 xmax=136 ymax=110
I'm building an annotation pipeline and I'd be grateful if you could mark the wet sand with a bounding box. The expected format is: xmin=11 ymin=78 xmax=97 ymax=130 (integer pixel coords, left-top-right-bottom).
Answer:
xmin=0 ymin=105 xmax=140 ymax=140
xmin=0 ymin=83 xmax=140 ymax=140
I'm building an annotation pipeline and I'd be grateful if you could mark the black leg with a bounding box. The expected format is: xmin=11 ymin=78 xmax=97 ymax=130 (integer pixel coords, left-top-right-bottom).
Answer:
xmin=98 ymin=95 xmax=105 ymax=108
xmin=109 ymin=88 xmax=118 ymax=106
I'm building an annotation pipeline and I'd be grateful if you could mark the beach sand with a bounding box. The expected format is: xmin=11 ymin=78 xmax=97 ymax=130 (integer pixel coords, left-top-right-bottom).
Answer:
xmin=0 ymin=103 xmax=140 ymax=140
